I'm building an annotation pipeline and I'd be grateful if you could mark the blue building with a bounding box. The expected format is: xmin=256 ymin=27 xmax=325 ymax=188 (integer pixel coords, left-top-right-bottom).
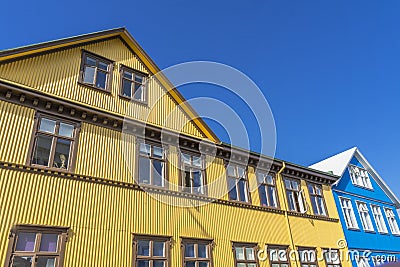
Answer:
xmin=310 ymin=147 xmax=400 ymax=267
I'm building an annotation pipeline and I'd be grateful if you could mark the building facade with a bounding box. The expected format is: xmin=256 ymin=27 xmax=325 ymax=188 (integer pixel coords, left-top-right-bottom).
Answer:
xmin=310 ymin=147 xmax=400 ymax=267
xmin=0 ymin=28 xmax=349 ymax=267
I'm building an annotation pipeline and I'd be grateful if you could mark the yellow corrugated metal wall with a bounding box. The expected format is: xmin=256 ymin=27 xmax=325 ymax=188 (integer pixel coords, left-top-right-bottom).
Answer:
xmin=0 ymin=38 xmax=205 ymax=139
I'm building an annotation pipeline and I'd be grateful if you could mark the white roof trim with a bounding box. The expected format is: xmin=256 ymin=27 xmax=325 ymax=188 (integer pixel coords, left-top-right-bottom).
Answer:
xmin=309 ymin=147 xmax=400 ymax=207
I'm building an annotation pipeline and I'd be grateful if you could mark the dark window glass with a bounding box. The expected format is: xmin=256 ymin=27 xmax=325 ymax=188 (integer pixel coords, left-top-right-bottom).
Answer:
xmin=257 ymin=172 xmax=278 ymax=208
xmin=308 ymin=184 xmax=327 ymax=216
xmin=227 ymin=165 xmax=249 ymax=202
xmin=31 ymin=116 xmax=77 ymax=171
xmin=138 ymin=141 xmax=166 ymax=187
xmin=183 ymin=240 xmax=212 ymax=267
xmin=134 ymin=236 xmax=169 ymax=267
xmin=233 ymin=243 xmax=258 ymax=267
xmin=80 ymin=52 xmax=112 ymax=90
xmin=120 ymin=67 xmax=146 ymax=102
xmin=284 ymin=178 xmax=305 ymax=213
xmin=181 ymin=153 xmax=206 ymax=194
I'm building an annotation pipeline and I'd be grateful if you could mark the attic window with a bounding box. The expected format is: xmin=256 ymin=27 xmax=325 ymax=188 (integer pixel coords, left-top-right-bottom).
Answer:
xmin=119 ymin=65 xmax=147 ymax=103
xmin=79 ymin=51 xmax=113 ymax=91
xmin=348 ymin=165 xmax=373 ymax=190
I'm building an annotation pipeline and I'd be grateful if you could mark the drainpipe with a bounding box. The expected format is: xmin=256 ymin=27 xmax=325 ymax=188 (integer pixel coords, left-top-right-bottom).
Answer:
xmin=277 ymin=162 xmax=299 ymax=267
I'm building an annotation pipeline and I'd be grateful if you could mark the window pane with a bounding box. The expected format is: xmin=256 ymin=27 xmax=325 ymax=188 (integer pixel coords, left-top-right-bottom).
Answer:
xmin=39 ymin=118 xmax=56 ymax=133
xmin=198 ymin=244 xmax=207 ymax=258
xmin=284 ymin=179 xmax=292 ymax=189
xmin=83 ymin=66 xmax=95 ymax=84
xmin=182 ymin=153 xmax=191 ymax=164
xmin=238 ymin=179 xmax=247 ymax=202
xmin=140 ymin=143 xmax=151 ymax=156
xmin=58 ymin=123 xmax=74 ymax=138
xmin=137 ymin=260 xmax=149 ymax=267
xmin=86 ymin=57 xmax=96 ymax=66
xmin=16 ymin=232 xmax=36 ymax=251
xmin=185 ymin=243 xmax=195 ymax=257
xmin=137 ymin=240 xmax=150 ymax=256
xmin=32 ymin=135 xmax=53 ymax=166
xmin=199 ymin=262 xmax=209 ymax=267
xmin=133 ymin=83 xmax=143 ymax=101
xmin=184 ymin=168 xmax=191 ymax=189
xmin=122 ymin=80 xmax=132 ymax=98
xmin=317 ymin=198 xmax=326 ymax=215
xmin=139 ymin=157 xmax=151 ymax=184
xmin=152 ymin=160 xmax=164 ymax=187
xmin=256 ymin=172 xmax=264 ymax=183
xmin=12 ymin=256 xmax=33 ymax=267
xmin=237 ymin=167 xmax=245 ymax=178
xmin=98 ymin=61 xmax=108 ymax=70
xmin=193 ymin=170 xmax=203 ymax=194
xmin=124 ymin=71 xmax=133 ymax=79
xmin=268 ymin=186 xmax=277 ymax=207
xmin=270 ymin=249 xmax=278 ymax=261
xmin=227 ymin=165 xmax=235 ymax=176
xmin=36 ymin=257 xmax=56 ymax=267
xmin=135 ymin=75 xmax=143 ymax=83
xmin=153 ymin=261 xmax=165 ymax=267
xmin=153 ymin=241 xmax=165 ymax=256
xmin=39 ymin=234 xmax=58 ymax=252
xmin=53 ymin=139 xmax=71 ymax=169
xmin=153 ymin=146 xmax=163 ymax=159
xmin=96 ymin=70 xmax=107 ymax=89
xmin=259 ymin=185 xmax=267 ymax=206
xmin=266 ymin=175 xmax=274 ymax=184
xmin=237 ymin=263 xmax=246 ymax=267
xmin=248 ymin=264 xmax=257 ymax=267
xmin=235 ymin=247 xmax=245 ymax=260
xmin=228 ymin=178 xmax=238 ymax=200
xmin=186 ymin=262 xmax=195 ymax=267
xmin=192 ymin=156 xmax=202 ymax=167
xmin=246 ymin=247 xmax=255 ymax=260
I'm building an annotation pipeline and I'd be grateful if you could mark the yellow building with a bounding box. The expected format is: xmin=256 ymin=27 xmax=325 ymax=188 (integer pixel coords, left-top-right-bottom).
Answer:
xmin=0 ymin=28 xmax=348 ymax=267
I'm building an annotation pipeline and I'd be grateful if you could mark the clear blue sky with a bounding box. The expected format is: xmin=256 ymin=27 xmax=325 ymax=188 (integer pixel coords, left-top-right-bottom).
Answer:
xmin=1 ymin=1 xmax=399 ymax=198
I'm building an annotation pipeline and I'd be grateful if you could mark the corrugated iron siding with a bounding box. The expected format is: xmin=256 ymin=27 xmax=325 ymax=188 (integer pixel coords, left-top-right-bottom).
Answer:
xmin=0 ymin=38 xmax=205 ymax=139
xmin=0 ymin=100 xmax=34 ymax=164
xmin=0 ymin=168 xmax=293 ymax=267
xmin=0 ymin=102 xmax=349 ymax=267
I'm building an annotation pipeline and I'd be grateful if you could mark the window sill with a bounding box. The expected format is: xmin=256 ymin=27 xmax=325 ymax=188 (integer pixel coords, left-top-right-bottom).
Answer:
xmin=28 ymin=164 xmax=74 ymax=175
xmin=363 ymin=230 xmax=376 ymax=234
xmin=287 ymin=211 xmax=339 ymax=222
xmin=77 ymin=81 xmax=112 ymax=94
xmin=347 ymin=227 xmax=361 ymax=231
xmin=118 ymin=94 xmax=148 ymax=106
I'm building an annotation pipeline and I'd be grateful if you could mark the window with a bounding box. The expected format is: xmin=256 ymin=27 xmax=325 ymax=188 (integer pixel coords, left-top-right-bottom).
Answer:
xmin=5 ymin=225 xmax=68 ymax=267
xmin=30 ymin=115 xmax=78 ymax=171
xmin=138 ymin=141 xmax=166 ymax=187
xmin=180 ymin=153 xmax=206 ymax=194
xmin=323 ymin=249 xmax=341 ymax=267
xmin=308 ymin=184 xmax=327 ymax=216
xmin=133 ymin=235 xmax=170 ymax=267
xmin=227 ymin=165 xmax=250 ymax=202
xmin=370 ymin=205 xmax=388 ymax=234
xmin=182 ymin=239 xmax=213 ymax=267
xmin=256 ymin=172 xmax=278 ymax=208
xmin=356 ymin=257 xmax=370 ymax=267
xmin=233 ymin=243 xmax=258 ymax=267
xmin=298 ymin=248 xmax=317 ymax=267
xmin=339 ymin=198 xmax=359 ymax=229
xmin=79 ymin=51 xmax=112 ymax=90
xmin=120 ymin=66 xmax=147 ymax=102
xmin=268 ymin=246 xmax=289 ymax=267
xmin=384 ymin=208 xmax=400 ymax=235
xmin=348 ymin=165 xmax=373 ymax=189
xmin=356 ymin=202 xmax=374 ymax=232
xmin=284 ymin=178 xmax=306 ymax=213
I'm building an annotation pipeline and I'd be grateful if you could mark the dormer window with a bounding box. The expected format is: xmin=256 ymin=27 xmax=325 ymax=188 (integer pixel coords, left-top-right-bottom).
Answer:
xmin=79 ymin=51 xmax=113 ymax=91
xmin=348 ymin=165 xmax=373 ymax=189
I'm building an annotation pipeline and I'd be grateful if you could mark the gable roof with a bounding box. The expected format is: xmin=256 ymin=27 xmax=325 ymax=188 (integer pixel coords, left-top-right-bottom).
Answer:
xmin=309 ymin=147 xmax=400 ymax=207
xmin=0 ymin=27 xmax=220 ymax=143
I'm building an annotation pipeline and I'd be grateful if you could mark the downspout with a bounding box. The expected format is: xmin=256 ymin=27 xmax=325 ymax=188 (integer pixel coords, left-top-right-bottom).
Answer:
xmin=277 ymin=162 xmax=299 ymax=267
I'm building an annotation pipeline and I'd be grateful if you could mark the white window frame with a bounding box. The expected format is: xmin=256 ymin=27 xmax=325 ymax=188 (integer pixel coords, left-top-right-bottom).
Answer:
xmin=339 ymin=197 xmax=359 ymax=229
xmin=348 ymin=165 xmax=373 ymax=190
xmin=356 ymin=201 xmax=374 ymax=232
xmin=384 ymin=208 xmax=400 ymax=235
xmin=370 ymin=205 xmax=388 ymax=234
